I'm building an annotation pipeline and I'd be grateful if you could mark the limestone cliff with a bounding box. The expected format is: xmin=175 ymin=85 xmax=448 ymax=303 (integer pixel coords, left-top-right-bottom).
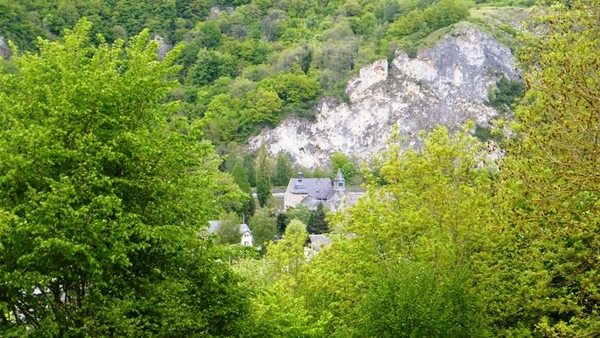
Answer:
xmin=248 ymin=22 xmax=518 ymax=169
xmin=0 ymin=36 xmax=12 ymax=60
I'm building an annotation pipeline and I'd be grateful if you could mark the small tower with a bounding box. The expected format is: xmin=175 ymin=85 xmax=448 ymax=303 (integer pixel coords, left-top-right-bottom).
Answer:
xmin=333 ymin=169 xmax=346 ymax=192
xmin=292 ymin=171 xmax=308 ymax=194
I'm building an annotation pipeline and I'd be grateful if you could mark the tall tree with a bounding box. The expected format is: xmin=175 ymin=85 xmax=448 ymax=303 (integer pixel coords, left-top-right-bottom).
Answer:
xmin=272 ymin=152 xmax=295 ymax=186
xmin=232 ymin=161 xmax=256 ymax=220
xmin=307 ymin=202 xmax=328 ymax=234
xmin=490 ymin=1 xmax=600 ymax=335
xmin=0 ymin=20 xmax=248 ymax=337
xmin=249 ymin=208 xmax=277 ymax=252
xmin=256 ymin=140 xmax=272 ymax=207
xmin=297 ymin=125 xmax=493 ymax=336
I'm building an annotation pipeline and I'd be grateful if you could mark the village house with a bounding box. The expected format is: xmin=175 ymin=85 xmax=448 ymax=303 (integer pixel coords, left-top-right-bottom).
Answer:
xmin=284 ymin=169 xmax=358 ymax=211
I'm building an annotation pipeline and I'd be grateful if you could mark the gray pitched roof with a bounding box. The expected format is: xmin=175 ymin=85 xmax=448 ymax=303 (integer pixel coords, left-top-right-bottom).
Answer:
xmin=300 ymin=195 xmax=336 ymax=212
xmin=239 ymin=223 xmax=251 ymax=234
xmin=286 ymin=177 xmax=332 ymax=200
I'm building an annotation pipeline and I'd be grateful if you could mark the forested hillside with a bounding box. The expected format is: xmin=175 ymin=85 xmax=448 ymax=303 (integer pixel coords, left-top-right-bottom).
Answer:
xmin=2 ymin=0 xmax=599 ymax=336
xmin=0 ymin=0 xmax=526 ymax=152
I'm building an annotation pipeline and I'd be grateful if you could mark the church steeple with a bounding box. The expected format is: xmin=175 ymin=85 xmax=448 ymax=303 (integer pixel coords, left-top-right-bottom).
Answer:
xmin=291 ymin=171 xmax=308 ymax=194
xmin=333 ymin=169 xmax=345 ymax=192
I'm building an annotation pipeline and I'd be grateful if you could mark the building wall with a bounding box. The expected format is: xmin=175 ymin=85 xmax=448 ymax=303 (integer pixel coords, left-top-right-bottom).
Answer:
xmin=284 ymin=192 xmax=307 ymax=210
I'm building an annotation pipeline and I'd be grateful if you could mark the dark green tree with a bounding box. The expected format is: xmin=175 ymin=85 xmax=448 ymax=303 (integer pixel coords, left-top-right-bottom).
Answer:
xmin=185 ymin=49 xmax=237 ymax=86
xmin=232 ymin=161 xmax=256 ymax=220
xmin=256 ymin=140 xmax=272 ymax=207
xmin=0 ymin=20 xmax=248 ymax=337
xmin=243 ymin=153 xmax=258 ymax=187
xmin=307 ymin=202 xmax=328 ymax=234
xmin=276 ymin=212 xmax=288 ymax=235
xmin=272 ymin=153 xmax=295 ymax=186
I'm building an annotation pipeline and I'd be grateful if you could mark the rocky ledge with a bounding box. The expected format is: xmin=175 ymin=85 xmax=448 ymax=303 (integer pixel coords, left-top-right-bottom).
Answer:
xmin=249 ymin=22 xmax=518 ymax=169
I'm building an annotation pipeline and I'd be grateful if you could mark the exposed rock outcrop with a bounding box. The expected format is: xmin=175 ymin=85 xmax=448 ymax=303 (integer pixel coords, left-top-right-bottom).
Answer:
xmin=151 ymin=35 xmax=172 ymax=61
xmin=249 ymin=23 xmax=518 ymax=169
xmin=0 ymin=36 xmax=12 ymax=60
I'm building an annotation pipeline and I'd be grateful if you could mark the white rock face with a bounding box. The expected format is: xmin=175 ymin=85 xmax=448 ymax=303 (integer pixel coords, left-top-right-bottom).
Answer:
xmin=0 ymin=36 xmax=12 ymax=60
xmin=249 ymin=23 xmax=518 ymax=169
xmin=151 ymin=35 xmax=172 ymax=61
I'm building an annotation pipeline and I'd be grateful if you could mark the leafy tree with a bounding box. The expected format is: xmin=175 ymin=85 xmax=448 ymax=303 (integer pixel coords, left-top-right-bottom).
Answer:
xmin=358 ymin=261 xmax=484 ymax=337
xmin=276 ymin=212 xmax=288 ymax=234
xmin=375 ymin=0 xmax=402 ymax=23
xmin=249 ymin=208 xmax=277 ymax=251
xmin=232 ymin=161 xmax=256 ymax=220
xmin=266 ymin=219 xmax=308 ymax=276
xmin=487 ymin=74 xmax=524 ymax=114
xmin=0 ymin=20 xmax=249 ymax=337
xmin=196 ymin=20 xmax=223 ymax=49
xmin=296 ymin=124 xmax=494 ymax=335
xmin=272 ymin=153 xmax=295 ymax=186
xmin=331 ymin=151 xmax=357 ymax=183
xmin=243 ymin=153 xmax=258 ymax=187
xmin=256 ymin=140 xmax=272 ymax=207
xmin=185 ymin=49 xmax=237 ymax=86
xmin=259 ymin=69 xmax=322 ymax=104
xmin=489 ymin=1 xmax=600 ymax=335
xmin=241 ymin=219 xmax=325 ymax=337
xmin=307 ymin=202 xmax=328 ymax=234
xmin=425 ymin=0 xmax=469 ymax=30
xmin=243 ymin=88 xmax=283 ymax=125
xmin=284 ymin=204 xmax=312 ymax=228
xmin=217 ymin=212 xmax=243 ymax=245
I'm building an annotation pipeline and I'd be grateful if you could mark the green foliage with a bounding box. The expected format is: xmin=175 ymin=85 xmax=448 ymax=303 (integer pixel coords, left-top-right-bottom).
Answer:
xmin=283 ymin=204 xmax=313 ymax=229
xmin=272 ymin=153 xmax=295 ymax=186
xmin=293 ymin=124 xmax=495 ymax=335
xmin=232 ymin=161 xmax=256 ymax=220
xmin=0 ymin=19 xmax=249 ymax=336
xmin=387 ymin=0 xmax=469 ymax=55
xmin=195 ymin=20 xmax=223 ymax=49
xmin=243 ymin=153 xmax=258 ymax=187
xmin=487 ymin=73 xmax=524 ymax=114
xmin=256 ymin=140 xmax=272 ymax=207
xmin=185 ymin=49 xmax=237 ymax=86
xmin=487 ymin=1 xmax=600 ymax=335
xmin=217 ymin=212 xmax=243 ymax=244
xmin=306 ymin=202 xmax=329 ymax=234
xmin=331 ymin=151 xmax=357 ymax=183
xmin=359 ymin=262 xmax=486 ymax=337
xmin=249 ymin=208 xmax=277 ymax=250
xmin=276 ymin=212 xmax=288 ymax=234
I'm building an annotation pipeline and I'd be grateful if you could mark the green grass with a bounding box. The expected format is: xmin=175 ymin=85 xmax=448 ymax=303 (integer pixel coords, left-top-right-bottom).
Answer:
xmin=469 ymin=6 xmax=531 ymax=50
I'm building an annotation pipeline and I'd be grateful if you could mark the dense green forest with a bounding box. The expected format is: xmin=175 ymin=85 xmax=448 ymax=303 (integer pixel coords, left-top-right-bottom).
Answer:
xmin=1 ymin=0 xmax=599 ymax=336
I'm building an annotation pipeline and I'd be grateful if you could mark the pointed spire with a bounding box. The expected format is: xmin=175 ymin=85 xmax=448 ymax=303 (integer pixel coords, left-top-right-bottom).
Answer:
xmin=333 ymin=169 xmax=346 ymax=192
xmin=335 ymin=168 xmax=344 ymax=181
